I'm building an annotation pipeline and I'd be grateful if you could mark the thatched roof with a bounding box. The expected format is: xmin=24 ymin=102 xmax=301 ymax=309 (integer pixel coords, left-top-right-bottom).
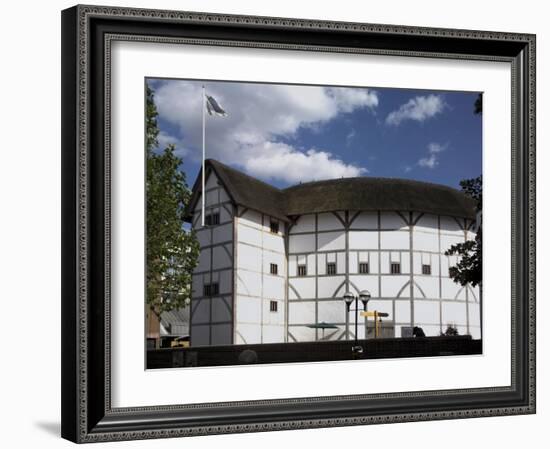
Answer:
xmin=284 ymin=177 xmax=476 ymax=219
xmin=187 ymin=159 xmax=287 ymax=221
xmin=186 ymin=160 xmax=476 ymax=222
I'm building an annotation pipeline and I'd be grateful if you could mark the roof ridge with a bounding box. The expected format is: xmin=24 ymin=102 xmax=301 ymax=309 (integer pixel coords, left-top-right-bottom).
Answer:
xmin=283 ymin=175 xmax=464 ymax=194
xmin=186 ymin=159 xmax=476 ymax=221
xmin=207 ymin=159 xmax=283 ymax=192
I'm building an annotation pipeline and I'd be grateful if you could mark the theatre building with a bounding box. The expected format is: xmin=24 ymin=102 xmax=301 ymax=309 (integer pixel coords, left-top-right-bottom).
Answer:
xmin=185 ymin=159 xmax=480 ymax=347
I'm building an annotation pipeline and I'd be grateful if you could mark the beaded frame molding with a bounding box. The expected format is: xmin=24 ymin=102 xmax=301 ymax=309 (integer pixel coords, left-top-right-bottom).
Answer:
xmin=61 ymin=4 xmax=536 ymax=443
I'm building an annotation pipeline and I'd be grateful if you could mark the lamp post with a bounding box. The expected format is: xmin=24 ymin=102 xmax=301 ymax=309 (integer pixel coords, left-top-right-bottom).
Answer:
xmin=343 ymin=290 xmax=371 ymax=356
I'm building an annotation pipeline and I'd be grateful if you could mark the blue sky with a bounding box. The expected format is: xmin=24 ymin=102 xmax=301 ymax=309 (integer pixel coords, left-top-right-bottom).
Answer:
xmin=148 ymin=78 xmax=481 ymax=191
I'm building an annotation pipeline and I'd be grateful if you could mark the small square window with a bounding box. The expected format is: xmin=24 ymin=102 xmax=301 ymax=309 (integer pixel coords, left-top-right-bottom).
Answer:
xmin=297 ymin=265 xmax=307 ymax=277
xmin=203 ymin=282 xmax=219 ymax=297
xmin=422 ymin=264 xmax=431 ymax=275
xmin=326 ymin=262 xmax=337 ymax=275
xmin=270 ymin=300 xmax=278 ymax=312
xmin=270 ymin=220 xmax=279 ymax=234
xmin=390 ymin=262 xmax=401 ymax=274
xmin=270 ymin=263 xmax=278 ymax=275
xmin=359 ymin=262 xmax=369 ymax=274
xmin=205 ymin=212 xmax=220 ymax=226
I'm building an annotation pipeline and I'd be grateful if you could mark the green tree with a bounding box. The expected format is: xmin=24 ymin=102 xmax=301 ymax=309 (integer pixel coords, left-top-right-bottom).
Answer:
xmin=445 ymin=176 xmax=482 ymax=287
xmin=146 ymin=84 xmax=199 ymax=322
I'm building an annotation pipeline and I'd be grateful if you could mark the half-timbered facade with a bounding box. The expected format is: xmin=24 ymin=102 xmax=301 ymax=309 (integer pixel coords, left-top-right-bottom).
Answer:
xmin=186 ymin=159 xmax=480 ymax=347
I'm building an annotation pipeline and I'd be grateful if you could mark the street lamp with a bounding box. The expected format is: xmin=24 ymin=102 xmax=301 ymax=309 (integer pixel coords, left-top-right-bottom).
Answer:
xmin=343 ymin=290 xmax=371 ymax=356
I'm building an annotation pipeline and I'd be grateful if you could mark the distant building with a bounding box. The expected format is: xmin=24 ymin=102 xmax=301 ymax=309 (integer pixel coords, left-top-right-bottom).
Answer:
xmin=185 ymin=159 xmax=480 ymax=347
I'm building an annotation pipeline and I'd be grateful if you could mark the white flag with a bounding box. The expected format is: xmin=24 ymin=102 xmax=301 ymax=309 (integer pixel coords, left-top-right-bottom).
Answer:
xmin=206 ymin=95 xmax=228 ymax=117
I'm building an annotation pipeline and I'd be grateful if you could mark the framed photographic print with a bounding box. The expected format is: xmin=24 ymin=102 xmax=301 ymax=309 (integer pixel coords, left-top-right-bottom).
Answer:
xmin=61 ymin=4 xmax=536 ymax=443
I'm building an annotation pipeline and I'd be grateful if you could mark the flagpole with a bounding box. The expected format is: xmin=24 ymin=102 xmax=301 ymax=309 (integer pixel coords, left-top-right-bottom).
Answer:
xmin=201 ymin=85 xmax=206 ymax=227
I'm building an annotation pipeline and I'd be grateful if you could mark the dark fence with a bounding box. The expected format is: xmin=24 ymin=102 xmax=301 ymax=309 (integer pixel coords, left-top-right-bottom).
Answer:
xmin=147 ymin=336 xmax=481 ymax=369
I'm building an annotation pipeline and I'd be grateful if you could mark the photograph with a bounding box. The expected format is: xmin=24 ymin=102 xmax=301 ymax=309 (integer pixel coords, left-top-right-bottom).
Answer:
xmin=56 ymin=2 xmax=536 ymax=443
xmin=144 ymin=78 xmax=483 ymax=368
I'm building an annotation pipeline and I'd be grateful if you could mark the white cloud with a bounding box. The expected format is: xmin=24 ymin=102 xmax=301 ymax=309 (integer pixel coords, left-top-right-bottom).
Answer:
xmin=156 ymin=131 xmax=190 ymax=157
xmin=325 ymin=87 xmax=378 ymax=112
xmin=427 ymin=142 xmax=445 ymax=154
xmin=417 ymin=142 xmax=448 ymax=169
xmin=346 ymin=129 xmax=356 ymax=146
xmin=418 ymin=154 xmax=438 ymax=169
xmin=385 ymin=94 xmax=445 ymax=126
xmin=152 ymin=81 xmax=375 ymax=183
xmin=242 ymin=142 xmax=367 ymax=184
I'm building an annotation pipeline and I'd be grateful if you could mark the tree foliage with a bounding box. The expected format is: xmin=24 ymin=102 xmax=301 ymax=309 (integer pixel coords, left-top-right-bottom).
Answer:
xmin=441 ymin=325 xmax=459 ymax=336
xmin=445 ymin=176 xmax=482 ymax=287
xmin=146 ymin=84 xmax=199 ymax=317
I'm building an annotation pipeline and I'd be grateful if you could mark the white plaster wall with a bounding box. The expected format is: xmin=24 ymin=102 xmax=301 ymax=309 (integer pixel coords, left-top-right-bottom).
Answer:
xmin=413 ymin=231 xmax=439 ymax=252
xmin=193 ymin=195 xmax=480 ymax=344
xmin=211 ymin=297 xmax=232 ymax=322
xmin=235 ymin=295 xmax=262 ymax=323
xmin=289 ymin=277 xmax=316 ymax=299
xmin=288 ymin=301 xmax=316 ymax=324
xmin=349 ymin=275 xmax=379 ymax=297
xmin=380 ymin=230 xmax=409 ymax=249
xmin=291 ymin=213 xmax=315 ymax=233
xmin=191 ymin=299 xmax=210 ymax=324
xmin=318 ymin=212 xmax=345 ymax=231
xmin=236 ymin=243 xmax=262 ymax=272
xmin=212 ymin=222 xmax=233 ymax=244
xmin=349 ymin=231 xmax=378 ymax=249
xmin=381 ymin=211 xmax=409 ymax=229
xmin=318 ymin=300 xmax=346 ymax=323
xmin=237 ymin=270 xmax=262 ymax=297
xmin=442 ymin=301 xmax=468 ymax=328
xmin=212 ymin=245 xmax=232 ymax=270
xmin=350 ymin=211 xmax=378 ymax=229
xmin=318 ymin=231 xmax=345 ymax=251
xmin=415 ymin=276 xmax=440 ymax=299
xmin=264 ymin=232 xmax=285 ymax=253
xmin=190 ymin=171 xmax=235 ymax=347
xmin=414 ymin=301 xmax=440 ymax=325
xmin=381 ymin=275 xmax=409 ymax=298
xmin=234 ymin=210 xmax=287 ymax=344
xmin=262 ymin=300 xmax=285 ymax=325
xmin=211 ymin=324 xmax=232 ymax=345
xmin=317 ymin=276 xmax=345 ymax=299
xmin=263 ymin=275 xmax=285 ymax=299
xmin=289 ymin=234 xmax=315 ymax=253
xmin=262 ymin=325 xmax=285 ymax=343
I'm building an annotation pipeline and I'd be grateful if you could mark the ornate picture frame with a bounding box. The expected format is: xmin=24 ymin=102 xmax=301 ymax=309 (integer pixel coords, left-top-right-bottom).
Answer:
xmin=61 ymin=4 xmax=535 ymax=443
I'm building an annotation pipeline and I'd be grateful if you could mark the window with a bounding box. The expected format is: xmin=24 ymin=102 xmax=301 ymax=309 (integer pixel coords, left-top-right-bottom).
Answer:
xmin=204 ymin=212 xmax=220 ymax=226
xmin=270 ymin=300 xmax=278 ymax=312
xmin=422 ymin=264 xmax=431 ymax=275
xmin=359 ymin=262 xmax=369 ymax=274
xmin=390 ymin=262 xmax=401 ymax=274
xmin=297 ymin=265 xmax=307 ymax=277
xmin=203 ymin=282 xmax=219 ymax=297
xmin=270 ymin=220 xmax=279 ymax=234
xmin=270 ymin=263 xmax=278 ymax=275
xmin=326 ymin=262 xmax=337 ymax=275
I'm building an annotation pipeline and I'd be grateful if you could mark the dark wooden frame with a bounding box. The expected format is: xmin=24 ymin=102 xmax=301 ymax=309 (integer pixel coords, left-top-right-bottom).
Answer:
xmin=61 ymin=4 xmax=536 ymax=443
